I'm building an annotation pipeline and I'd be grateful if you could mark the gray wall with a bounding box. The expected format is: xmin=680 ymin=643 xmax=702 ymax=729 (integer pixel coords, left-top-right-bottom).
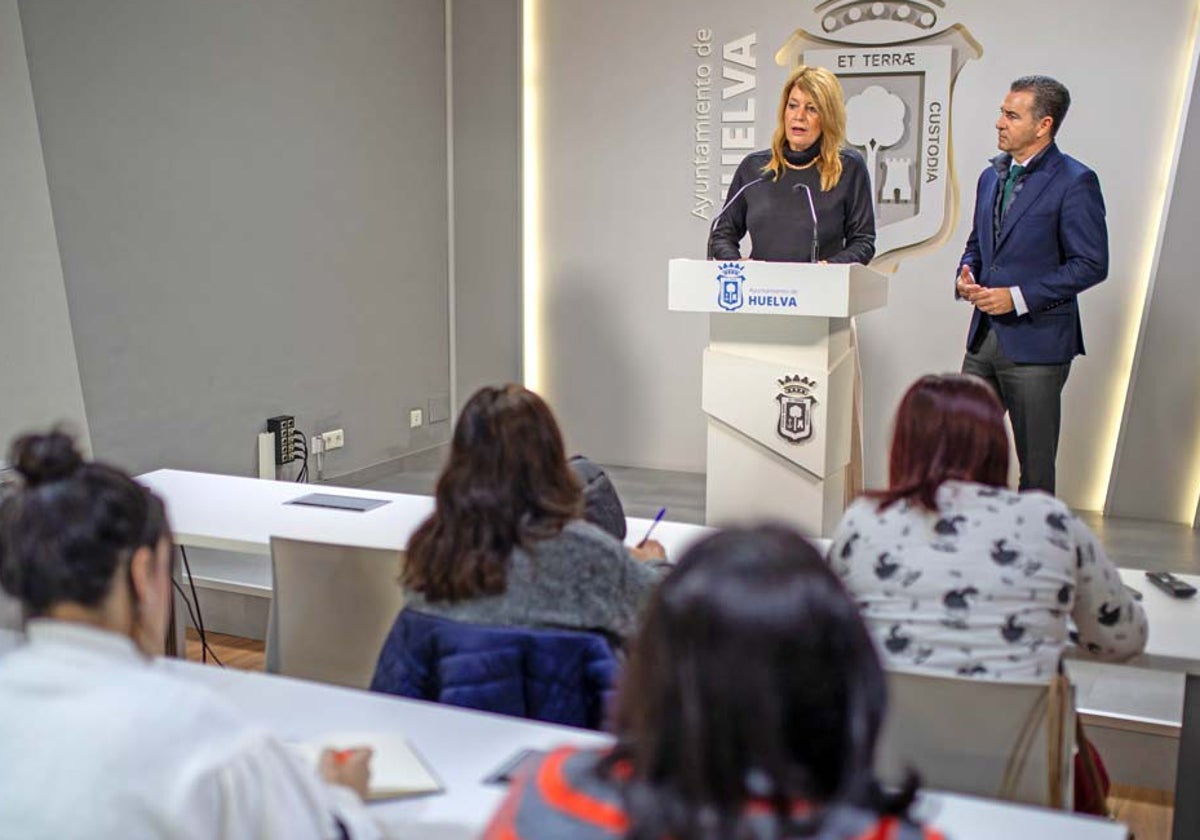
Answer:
xmin=19 ymin=0 xmax=452 ymax=477
xmin=1108 ymin=46 xmax=1200 ymax=525
xmin=0 ymin=0 xmax=91 ymax=457
xmin=450 ymin=0 xmax=523 ymax=407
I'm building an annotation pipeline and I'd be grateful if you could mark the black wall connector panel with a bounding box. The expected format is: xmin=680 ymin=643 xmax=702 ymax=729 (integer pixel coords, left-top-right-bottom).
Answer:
xmin=266 ymin=415 xmax=296 ymax=465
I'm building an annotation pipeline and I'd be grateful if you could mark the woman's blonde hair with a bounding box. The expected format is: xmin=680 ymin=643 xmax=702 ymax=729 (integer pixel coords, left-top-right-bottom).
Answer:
xmin=764 ymin=65 xmax=847 ymax=192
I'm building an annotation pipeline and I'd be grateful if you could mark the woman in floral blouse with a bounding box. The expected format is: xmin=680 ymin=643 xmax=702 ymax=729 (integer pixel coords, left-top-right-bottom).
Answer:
xmin=829 ymin=374 xmax=1146 ymax=682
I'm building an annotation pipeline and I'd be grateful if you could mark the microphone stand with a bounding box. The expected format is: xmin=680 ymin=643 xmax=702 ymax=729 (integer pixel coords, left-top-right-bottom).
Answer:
xmin=793 ymin=183 xmax=820 ymax=263
xmin=707 ymin=175 xmax=770 ymax=260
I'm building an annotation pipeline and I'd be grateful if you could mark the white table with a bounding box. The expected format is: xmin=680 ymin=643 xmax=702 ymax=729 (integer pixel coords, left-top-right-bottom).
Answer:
xmin=138 ymin=468 xmax=718 ymax=661
xmin=161 ymin=658 xmax=1125 ymax=840
xmin=137 ymin=468 xmax=716 ymax=563
xmin=1115 ymin=568 xmax=1200 ymax=674
xmin=138 ymin=471 xmax=1192 ymax=668
xmin=1070 ymin=569 xmax=1200 ymax=733
xmin=139 ymin=469 xmax=1195 ymax=815
xmin=1065 ymin=568 xmax=1200 ymax=837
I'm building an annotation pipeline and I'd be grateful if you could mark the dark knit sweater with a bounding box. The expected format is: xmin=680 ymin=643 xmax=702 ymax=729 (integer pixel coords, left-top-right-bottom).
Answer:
xmin=708 ymin=146 xmax=876 ymax=264
xmin=402 ymin=520 xmax=668 ymax=642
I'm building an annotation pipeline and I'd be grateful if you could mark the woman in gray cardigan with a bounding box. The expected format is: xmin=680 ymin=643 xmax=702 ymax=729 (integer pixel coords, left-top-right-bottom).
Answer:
xmin=401 ymin=385 xmax=668 ymax=643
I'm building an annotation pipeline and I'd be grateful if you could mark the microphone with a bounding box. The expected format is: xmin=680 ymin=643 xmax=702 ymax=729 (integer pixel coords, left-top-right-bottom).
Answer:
xmin=707 ymin=174 xmax=771 ymax=260
xmin=792 ymin=183 xmax=820 ymax=263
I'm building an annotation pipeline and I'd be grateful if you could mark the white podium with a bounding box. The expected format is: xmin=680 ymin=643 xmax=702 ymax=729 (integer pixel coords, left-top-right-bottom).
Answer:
xmin=668 ymin=258 xmax=888 ymax=537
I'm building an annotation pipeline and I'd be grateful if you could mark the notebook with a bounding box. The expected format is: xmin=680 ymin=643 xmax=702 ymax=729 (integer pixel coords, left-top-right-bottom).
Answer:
xmin=285 ymin=493 xmax=390 ymax=512
xmin=291 ymin=731 xmax=443 ymax=800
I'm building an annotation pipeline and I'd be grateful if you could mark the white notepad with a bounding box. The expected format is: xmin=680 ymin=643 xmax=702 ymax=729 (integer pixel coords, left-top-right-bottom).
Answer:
xmin=291 ymin=731 xmax=443 ymax=800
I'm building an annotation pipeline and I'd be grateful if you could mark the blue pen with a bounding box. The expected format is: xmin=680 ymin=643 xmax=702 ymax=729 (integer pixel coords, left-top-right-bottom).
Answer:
xmin=638 ymin=507 xmax=667 ymax=547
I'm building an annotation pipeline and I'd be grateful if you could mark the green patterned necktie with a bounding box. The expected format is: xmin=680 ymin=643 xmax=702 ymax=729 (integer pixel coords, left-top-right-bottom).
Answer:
xmin=1001 ymin=163 xmax=1025 ymax=217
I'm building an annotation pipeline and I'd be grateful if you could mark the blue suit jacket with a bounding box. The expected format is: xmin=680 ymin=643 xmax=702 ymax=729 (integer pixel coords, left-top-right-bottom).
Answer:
xmin=370 ymin=608 xmax=619 ymax=731
xmin=959 ymin=143 xmax=1108 ymax=364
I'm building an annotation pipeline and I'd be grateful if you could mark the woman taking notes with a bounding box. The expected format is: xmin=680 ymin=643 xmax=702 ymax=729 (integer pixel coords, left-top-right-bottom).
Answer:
xmin=828 ymin=374 xmax=1146 ymax=681
xmin=0 ymin=431 xmax=381 ymax=839
xmin=708 ymin=64 xmax=876 ymax=264
xmin=393 ymin=384 xmax=667 ymax=642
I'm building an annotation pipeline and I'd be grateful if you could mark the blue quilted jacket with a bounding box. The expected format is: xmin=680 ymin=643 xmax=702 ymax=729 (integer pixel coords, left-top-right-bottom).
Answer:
xmin=370 ymin=608 xmax=619 ymax=730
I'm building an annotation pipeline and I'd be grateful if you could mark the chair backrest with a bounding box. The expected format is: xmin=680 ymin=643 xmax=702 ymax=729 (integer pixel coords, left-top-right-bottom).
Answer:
xmin=370 ymin=607 xmax=619 ymax=730
xmin=267 ymin=536 xmax=405 ymax=689
xmin=876 ymin=668 xmax=1075 ymax=809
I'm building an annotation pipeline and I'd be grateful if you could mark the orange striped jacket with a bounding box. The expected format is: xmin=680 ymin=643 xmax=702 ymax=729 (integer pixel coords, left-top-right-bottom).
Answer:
xmin=483 ymin=746 xmax=946 ymax=840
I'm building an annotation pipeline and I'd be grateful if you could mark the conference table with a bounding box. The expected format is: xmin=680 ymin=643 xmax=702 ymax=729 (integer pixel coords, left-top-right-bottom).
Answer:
xmin=139 ymin=469 xmax=1200 ymax=833
xmin=139 ymin=469 xmax=1199 ymax=679
xmin=157 ymin=654 xmax=1125 ymax=840
xmin=137 ymin=468 xmax=716 ymax=562
xmin=136 ymin=470 xmax=1199 ymax=676
xmin=0 ymin=620 xmax=1126 ymax=839
xmin=138 ymin=468 xmax=718 ymax=673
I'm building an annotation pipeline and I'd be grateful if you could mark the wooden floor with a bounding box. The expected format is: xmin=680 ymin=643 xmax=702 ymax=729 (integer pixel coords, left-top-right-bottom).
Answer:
xmin=184 ymin=627 xmax=264 ymax=671
xmin=1109 ymin=785 xmax=1173 ymax=840
xmin=184 ymin=627 xmax=1174 ymax=838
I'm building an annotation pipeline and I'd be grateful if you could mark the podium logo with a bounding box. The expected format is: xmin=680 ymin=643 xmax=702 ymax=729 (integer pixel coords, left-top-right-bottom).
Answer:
xmin=776 ymin=2 xmax=981 ymax=269
xmin=777 ymin=375 xmax=819 ymax=443
xmin=716 ymin=263 xmax=746 ymax=311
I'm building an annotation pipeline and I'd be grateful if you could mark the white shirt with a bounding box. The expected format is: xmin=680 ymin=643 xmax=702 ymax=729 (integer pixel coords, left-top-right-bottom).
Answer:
xmin=0 ymin=621 xmax=382 ymax=840
xmin=829 ymin=482 xmax=1147 ymax=681
xmin=1003 ymin=151 xmax=1035 ymax=315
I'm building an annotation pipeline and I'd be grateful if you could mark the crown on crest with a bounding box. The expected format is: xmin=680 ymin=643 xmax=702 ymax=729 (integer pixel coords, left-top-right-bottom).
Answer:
xmin=817 ymin=0 xmax=943 ymax=36
xmin=778 ymin=375 xmax=818 ymax=396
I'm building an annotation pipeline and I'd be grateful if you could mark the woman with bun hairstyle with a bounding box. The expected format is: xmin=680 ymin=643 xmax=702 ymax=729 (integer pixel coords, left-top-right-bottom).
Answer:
xmin=0 ymin=431 xmax=382 ymax=839
xmin=484 ymin=525 xmax=940 ymax=840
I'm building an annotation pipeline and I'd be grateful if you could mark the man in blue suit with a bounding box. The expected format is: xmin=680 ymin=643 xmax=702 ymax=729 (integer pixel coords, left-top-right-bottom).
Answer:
xmin=957 ymin=76 xmax=1108 ymax=494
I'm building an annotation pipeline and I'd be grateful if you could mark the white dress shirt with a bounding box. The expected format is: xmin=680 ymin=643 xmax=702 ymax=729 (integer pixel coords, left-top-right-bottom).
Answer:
xmin=0 ymin=620 xmax=382 ymax=840
xmin=1004 ymin=150 xmax=1037 ymax=316
xmin=960 ymin=149 xmax=1043 ymax=317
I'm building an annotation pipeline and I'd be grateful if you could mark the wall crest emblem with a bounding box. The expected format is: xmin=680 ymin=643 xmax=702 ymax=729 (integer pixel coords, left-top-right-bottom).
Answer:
xmin=776 ymin=1 xmax=982 ymax=269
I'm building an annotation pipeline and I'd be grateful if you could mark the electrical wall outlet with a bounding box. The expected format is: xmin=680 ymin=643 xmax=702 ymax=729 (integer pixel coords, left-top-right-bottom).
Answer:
xmin=409 ymin=408 xmax=423 ymax=428
xmin=428 ymin=393 xmax=451 ymax=424
xmin=320 ymin=428 xmax=345 ymax=451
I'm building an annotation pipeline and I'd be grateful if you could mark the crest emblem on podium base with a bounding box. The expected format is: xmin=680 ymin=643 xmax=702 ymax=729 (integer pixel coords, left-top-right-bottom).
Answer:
xmin=777 ymin=375 xmax=818 ymax=443
xmin=716 ymin=262 xmax=746 ymax=311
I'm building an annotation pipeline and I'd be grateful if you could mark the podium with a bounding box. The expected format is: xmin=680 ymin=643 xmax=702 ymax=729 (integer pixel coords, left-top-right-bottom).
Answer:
xmin=668 ymin=258 xmax=888 ymax=537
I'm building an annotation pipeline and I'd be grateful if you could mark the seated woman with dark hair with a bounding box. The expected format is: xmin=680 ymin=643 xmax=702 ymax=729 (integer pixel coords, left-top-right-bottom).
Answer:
xmin=399 ymin=384 xmax=667 ymax=642
xmin=484 ymin=525 xmax=940 ymax=840
xmin=0 ymin=431 xmax=381 ymax=839
xmin=829 ymin=374 xmax=1146 ymax=681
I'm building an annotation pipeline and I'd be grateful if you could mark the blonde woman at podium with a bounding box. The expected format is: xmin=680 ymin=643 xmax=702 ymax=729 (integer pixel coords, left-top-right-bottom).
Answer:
xmin=707 ymin=64 xmax=875 ymax=265
xmin=707 ymin=64 xmax=876 ymax=501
